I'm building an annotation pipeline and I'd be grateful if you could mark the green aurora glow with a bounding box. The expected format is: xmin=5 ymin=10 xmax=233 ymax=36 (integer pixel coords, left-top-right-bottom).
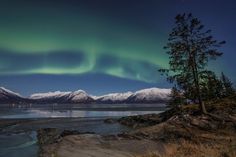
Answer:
xmin=0 ymin=2 xmax=169 ymax=83
xmin=0 ymin=0 xmax=234 ymax=88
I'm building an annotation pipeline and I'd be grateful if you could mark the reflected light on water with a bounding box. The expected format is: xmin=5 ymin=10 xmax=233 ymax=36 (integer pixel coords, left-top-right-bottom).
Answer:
xmin=0 ymin=109 xmax=162 ymax=119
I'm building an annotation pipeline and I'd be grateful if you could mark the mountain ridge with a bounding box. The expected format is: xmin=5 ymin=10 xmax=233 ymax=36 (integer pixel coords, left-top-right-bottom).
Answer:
xmin=0 ymin=87 xmax=171 ymax=104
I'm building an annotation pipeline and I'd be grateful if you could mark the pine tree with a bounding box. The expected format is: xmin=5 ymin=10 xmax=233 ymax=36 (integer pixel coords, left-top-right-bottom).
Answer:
xmin=221 ymin=72 xmax=235 ymax=97
xmin=200 ymin=71 xmax=223 ymax=100
xmin=159 ymin=13 xmax=225 ymax=113
xmin=168 ymin=86 xmax=185 ymax=109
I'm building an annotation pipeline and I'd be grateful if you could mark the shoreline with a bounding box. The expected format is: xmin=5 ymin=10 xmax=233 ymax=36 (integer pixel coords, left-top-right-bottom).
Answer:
xmin=0 ymin=116 xmax=131 ymax=157
xmin=0 ymin=96 xmax=236 ymax=157
xmin=38 ymin=96 xmax=236 ymax=157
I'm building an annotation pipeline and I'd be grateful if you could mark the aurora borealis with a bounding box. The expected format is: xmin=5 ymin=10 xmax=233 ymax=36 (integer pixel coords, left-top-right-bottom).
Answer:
xmin=0 ymin=0 xmax=235 ymax=96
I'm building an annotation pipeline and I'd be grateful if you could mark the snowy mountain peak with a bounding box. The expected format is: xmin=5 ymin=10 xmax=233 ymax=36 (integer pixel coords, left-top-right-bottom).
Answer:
xmin=93 ymin=88 xmax=171 ymax=104
xmin=30 ymin=91 xmax=71 ymax=99
xmin=0 ymin=87 xmax=21 ymax=97
xmin=72 ymin=90 xmax=88 ymax=95
xmin=135 ymin=88 xmax=171 ymax=95
xmin=0 ymin=87 xmax=24 ymax=103
xmin=94 ymin=91 xmax=133 ymax=102
xmin=0 ymin=87 xmax=171 ymax=104
xmin=30 ymin=89 xmax=93 ymax=103
xmin=69 ymin=90 xmax=91 ymax=102
xmin=128 ymin=87 xmax=171 ymax=103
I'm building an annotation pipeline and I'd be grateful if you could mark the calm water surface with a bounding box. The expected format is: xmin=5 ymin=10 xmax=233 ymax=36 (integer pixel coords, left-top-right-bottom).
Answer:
xmin=0 ymin=103 xmax=166 ymax=157
xmin=0 ymin=103 xmax=165 ymax=119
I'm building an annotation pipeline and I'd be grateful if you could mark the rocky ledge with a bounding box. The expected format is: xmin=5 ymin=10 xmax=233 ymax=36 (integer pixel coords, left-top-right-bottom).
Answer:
xmin=38 ymin=96 xmax=236 ymax=157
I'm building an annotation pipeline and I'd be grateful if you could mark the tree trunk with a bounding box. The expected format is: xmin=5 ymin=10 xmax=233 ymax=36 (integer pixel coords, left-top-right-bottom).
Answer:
xmin=198 ymin=96 xmax=207 ymax=114
xmin=191 ymin=50 xmax=208 ymax=114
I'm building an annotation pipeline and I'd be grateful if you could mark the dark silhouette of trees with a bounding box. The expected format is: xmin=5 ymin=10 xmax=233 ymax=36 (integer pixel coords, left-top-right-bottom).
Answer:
xmin=168 ymin=86 xmax=185 ymax=109
xmin=201 ymin=71 xmax=223 ymax=101
xmin=159 ymin=13 xmax=225 ymax=114
xmin=199 ymin=72 xmax=235 ymax=101
xmin=220 ymin=72 xmax=235 ymax=97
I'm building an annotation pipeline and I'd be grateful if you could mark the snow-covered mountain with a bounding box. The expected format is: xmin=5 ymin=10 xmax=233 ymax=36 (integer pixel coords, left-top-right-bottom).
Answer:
xmin=94 ymin=91 xmax=133 ymax=103
xmin=127 ymin=88 xmax=171 ymax=103
xmin=93 ymin=88 xmax=171 ymax=104
xmin=0 ymin=87 xmax=171 ymax=104
xmin=30 ymin=90 xmax=94 ymax=104
xmin=0 ymin=87 xmax=26 ymax=104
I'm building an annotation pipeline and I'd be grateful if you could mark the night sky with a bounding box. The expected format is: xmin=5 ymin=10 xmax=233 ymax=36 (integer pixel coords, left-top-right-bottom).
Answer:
xmin=0 ymin=0 xmax=235 ymax=96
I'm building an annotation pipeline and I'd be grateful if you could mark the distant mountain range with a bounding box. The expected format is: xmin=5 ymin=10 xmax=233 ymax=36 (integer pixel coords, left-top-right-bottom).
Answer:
xmin=0 ymin=87 xmax=171 ymax=104
xmin=0 ymin=87 xmax=27 ymax=104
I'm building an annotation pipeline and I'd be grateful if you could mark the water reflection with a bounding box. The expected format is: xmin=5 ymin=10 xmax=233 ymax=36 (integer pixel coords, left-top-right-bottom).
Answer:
xmin=0 ymin=103 xmax=165 ymax=119
xmin=1 ymin=109 xmax=162 ymax=119
xmin=0 ymin=104 xmax=165 ymax=157
xmin=0 ymin=131 xmax=38 ymax=157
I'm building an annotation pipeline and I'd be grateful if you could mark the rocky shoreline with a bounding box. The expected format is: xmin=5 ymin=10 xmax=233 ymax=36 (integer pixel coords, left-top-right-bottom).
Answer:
xmin=37 ymin=96 xmax=236 ymax=157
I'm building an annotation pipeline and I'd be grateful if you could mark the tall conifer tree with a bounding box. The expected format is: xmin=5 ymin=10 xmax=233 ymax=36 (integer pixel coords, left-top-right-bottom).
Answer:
xmin=159 ymin=13 xmax=225 ymax=113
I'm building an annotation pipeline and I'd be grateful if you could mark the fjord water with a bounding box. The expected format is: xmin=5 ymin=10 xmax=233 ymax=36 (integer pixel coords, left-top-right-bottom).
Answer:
xmin=0 ymin=103 xmax=165 ymax=119
xmin=0 ymin=103 xmax=165 ymax=157
xmin=0 ymin=131 xmax=38 ymax=157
